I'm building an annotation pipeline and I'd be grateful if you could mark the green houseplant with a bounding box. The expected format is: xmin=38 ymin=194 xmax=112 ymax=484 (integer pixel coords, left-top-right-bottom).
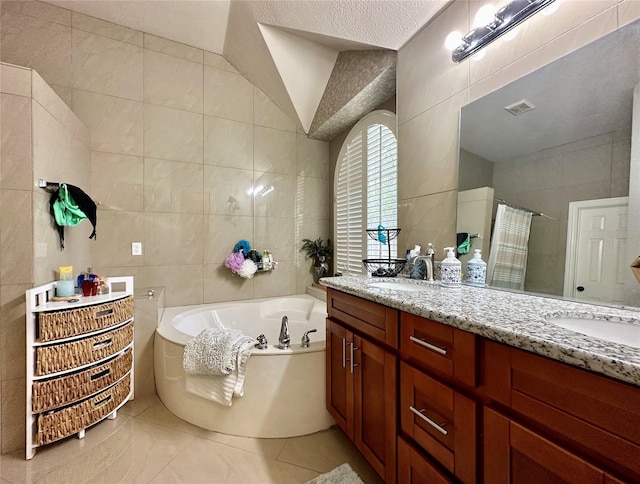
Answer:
xmin=301 ymin=237 xmax=333 ymax=284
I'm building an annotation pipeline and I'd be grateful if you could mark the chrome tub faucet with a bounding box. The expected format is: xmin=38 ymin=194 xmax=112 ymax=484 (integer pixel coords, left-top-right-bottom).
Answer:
xmin=278 ymin=316 xmax=290 ymax=349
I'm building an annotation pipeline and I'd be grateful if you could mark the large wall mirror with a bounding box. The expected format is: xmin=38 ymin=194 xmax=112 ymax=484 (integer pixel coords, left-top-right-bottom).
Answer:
xmin=458 ymin=19 xmax=640 ymax=307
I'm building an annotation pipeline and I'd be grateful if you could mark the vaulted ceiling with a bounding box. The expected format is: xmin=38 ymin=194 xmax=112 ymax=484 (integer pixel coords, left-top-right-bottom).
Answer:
xmin=48 ymin=0 xmax=450 ymax=139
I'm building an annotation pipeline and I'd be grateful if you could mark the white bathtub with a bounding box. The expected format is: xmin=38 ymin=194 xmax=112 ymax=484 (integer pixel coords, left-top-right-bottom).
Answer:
xmin=154 ymin=294 xmax=335 ymax=438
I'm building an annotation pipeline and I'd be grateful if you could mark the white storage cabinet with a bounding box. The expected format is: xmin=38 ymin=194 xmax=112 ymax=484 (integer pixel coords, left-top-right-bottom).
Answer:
xmin=25 ymin=276 xmax=134 ymax=459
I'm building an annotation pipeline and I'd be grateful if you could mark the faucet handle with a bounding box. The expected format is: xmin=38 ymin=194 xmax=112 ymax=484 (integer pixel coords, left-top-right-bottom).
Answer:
xmin=255 ymin=334 xmax=268 ymax=350
xmin=301 ymin=329 xmax=317 ymax=348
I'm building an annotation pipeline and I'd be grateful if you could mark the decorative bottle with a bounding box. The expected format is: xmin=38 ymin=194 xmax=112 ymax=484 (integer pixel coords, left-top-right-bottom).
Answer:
xmin=440 ymin=247 xmax=462 ymax=287
xmin=465 ymin=249 xmax=486 ymax=286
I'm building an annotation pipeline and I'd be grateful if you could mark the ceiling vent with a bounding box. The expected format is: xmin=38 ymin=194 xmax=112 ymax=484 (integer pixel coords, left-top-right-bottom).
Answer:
xmin=504 ymin=99 xmax=536 ymax=116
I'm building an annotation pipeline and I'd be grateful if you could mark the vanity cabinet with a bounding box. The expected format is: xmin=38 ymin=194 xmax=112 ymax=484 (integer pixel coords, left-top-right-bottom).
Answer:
xmin=484 ymin=340 xmax=640 ymax=482
xmin=26 ymin=277 xmax=135 ymax=460
xmin=326 ymin=289 xmax=398 ymax=483
xmin=326 ymin=286 xmax=640 ymax=483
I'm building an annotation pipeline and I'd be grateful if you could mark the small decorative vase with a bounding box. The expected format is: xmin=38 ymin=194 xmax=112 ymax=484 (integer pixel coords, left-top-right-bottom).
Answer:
xmin=313 ymin=266 xmax=326 ymax=284
xmin=312 ymin=256 xmax=328 ymax=284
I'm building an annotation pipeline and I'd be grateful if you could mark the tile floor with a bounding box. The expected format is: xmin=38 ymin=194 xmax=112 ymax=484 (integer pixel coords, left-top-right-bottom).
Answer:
xmin=0 ymin=395 xmax=383 ymax=484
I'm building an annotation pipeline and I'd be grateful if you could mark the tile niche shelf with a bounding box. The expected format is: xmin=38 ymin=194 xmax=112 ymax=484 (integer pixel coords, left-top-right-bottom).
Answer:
xmin=25 ymin=276 xmax=135 ymax=460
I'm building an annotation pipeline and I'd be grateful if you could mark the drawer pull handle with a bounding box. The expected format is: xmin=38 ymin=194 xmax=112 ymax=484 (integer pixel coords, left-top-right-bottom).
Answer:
xmin=342 ymin=338 xmax=346 ymax=369
xmin=409 ymin=335 xmax=447 ymax=355
xmin=409 ymin=405 xmax=448 ymax=436
xmin=94 ymin=394 xmax=112 ymax=408
xmin=95 ymin=308 xmax=115 ymax=318
xmin=93 ymin=338 xmax=113 ymax=350
xmin=90 ymin=368 xmax=111 ymax=380
xmin=349 ymin=343 xmax=359 ymax=374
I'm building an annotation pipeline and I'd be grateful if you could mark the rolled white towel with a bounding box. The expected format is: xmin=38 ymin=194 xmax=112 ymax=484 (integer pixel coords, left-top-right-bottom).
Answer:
xmin=183 ymin=328 xmax=255 ymax=406
xmin=183 ymin=328 xmax=254 ymax=375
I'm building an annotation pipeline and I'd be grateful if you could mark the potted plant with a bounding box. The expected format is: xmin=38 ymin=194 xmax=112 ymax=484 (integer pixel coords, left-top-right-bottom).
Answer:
xmin=301 ymin=237 xmax=333 ymax=284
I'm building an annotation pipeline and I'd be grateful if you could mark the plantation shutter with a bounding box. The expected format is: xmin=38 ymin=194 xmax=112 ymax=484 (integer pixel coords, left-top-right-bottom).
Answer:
xmin=334 ymin=111 xmax=397 ymax=276
xmin=366 ymin=124 xmax=398 ymax=259
xmin=335 ymin=131 xmax=365 ymax=275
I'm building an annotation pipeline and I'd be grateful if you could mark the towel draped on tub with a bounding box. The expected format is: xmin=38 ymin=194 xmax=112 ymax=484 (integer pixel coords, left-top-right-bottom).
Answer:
xmin=183 ymin=328 xmax=255 ymax=406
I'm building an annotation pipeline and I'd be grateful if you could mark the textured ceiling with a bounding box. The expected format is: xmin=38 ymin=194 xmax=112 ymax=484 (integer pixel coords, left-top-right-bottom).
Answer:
xmin=46 ymin=0 xmax=451 ymax=135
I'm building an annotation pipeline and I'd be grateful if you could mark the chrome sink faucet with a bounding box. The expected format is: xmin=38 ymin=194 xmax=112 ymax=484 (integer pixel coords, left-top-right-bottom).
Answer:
xmin=278 ymin=316 xmax=290 ymax=349
xmin=410 ymin=255 xmax=434 ymax=282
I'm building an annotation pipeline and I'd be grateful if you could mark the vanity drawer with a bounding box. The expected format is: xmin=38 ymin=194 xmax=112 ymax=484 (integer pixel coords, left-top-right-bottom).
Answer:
xmin=484 ymin=340 xmax=640 ymax=481
xmin=400 ymin=362 xmax=477 ymax=483
xmin=327 ymin=288 xmax=398 ymax=348
xmin=398 ymin=435 xmax=454 ymax=484
xmin=401 ymin=313 xmax=477 ymax=388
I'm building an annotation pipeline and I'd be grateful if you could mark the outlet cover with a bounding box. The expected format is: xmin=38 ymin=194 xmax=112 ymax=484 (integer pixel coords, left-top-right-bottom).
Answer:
xmin=132 ymin=242 xmax=142 ymax=256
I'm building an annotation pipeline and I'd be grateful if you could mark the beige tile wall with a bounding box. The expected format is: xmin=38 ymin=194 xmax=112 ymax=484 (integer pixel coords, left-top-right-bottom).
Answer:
xmin=396 ymin=0 xmax=640 ymax=256
xmin=0 ymin=0 xmax=331 ymax=313
xmin=492 ymin=131 xmax=631 ymax=296
xmin=0 ymin=60 xmax=91 ymax=454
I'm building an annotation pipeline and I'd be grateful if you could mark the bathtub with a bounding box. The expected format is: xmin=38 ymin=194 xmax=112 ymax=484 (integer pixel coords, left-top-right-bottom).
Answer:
xmin=154 ymin=294 xmax=335 ymax=438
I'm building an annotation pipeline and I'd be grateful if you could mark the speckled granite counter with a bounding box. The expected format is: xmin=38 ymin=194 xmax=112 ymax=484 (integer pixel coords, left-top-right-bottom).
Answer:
xmin=321 ymin=276 xmax=640 ymax=387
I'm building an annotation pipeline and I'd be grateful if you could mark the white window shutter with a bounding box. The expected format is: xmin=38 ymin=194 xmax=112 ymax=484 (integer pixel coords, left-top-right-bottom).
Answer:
xmin=335 ymin=112 xmax=397 ymax=276
xmin=336 ymin=131 xmax=364 ymax=275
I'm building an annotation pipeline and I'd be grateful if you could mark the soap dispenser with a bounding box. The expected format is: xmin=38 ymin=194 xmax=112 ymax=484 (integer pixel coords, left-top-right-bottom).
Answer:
xmin=465 ymin=249 xmax=486 ymax=286
xmin=441 ymin=247 xmax=462 ymax=287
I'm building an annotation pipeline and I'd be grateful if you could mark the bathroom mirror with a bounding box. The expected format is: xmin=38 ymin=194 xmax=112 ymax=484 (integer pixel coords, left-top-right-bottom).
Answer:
xmin=458 ymin=19 xmax=640 ymax=306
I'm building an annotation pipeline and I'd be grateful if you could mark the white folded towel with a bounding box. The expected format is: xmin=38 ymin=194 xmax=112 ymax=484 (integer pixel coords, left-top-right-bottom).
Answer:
xmin=183 ymin=328 xmax=255 ymax=406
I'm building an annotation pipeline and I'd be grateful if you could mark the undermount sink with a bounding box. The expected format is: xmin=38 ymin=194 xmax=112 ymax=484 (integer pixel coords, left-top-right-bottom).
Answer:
xmin=368 ymin=281 xmax=434 ymax=292
xmin=545 ymin=315 xmax=640 ymax=348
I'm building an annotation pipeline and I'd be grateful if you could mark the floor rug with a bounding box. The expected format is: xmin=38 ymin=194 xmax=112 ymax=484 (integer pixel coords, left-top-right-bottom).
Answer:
xmin=307 ymin=463 xmax=364 ymax=484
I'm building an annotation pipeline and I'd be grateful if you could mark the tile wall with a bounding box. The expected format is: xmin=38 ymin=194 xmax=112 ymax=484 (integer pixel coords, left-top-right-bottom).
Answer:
xmin=395 ymin=0 xmax=640 ymax=258
xmin=459 ymin=131 xmax=631 ymax=296
xmin=0 ymin=0 xmax=331 ymax=312
xmin=0 ymin=0 xmax=330 ymax=454
xmin=494 ymin=131 xmax=631 ymax=295
xmin=0 ymin=62 xmax=91 ymax=453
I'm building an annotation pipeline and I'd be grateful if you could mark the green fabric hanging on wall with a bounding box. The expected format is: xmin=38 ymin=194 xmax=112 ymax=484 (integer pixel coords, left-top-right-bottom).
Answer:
xmin=52 ymin=184 xmax=87 ymax=227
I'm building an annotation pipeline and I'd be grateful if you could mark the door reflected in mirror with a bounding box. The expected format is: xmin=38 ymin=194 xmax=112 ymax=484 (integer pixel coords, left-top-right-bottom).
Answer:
xmin=458 ymin=19 xmax=640 ymax=307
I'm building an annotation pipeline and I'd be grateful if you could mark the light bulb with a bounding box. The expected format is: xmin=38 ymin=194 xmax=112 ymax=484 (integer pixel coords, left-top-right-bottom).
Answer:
xmin=473 ymin=4 xmax=496 ymax=28
xmin=445 ymin=31 xmax=463 ymax=51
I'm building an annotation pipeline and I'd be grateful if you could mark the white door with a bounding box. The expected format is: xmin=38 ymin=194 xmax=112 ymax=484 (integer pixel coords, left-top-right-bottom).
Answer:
xmin=564 ymin=197 xmax=628 ymax=304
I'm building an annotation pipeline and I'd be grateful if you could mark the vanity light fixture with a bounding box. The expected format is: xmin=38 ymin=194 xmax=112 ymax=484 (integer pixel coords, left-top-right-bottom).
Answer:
xmin=452 ymin=0 xmax=556 ymax=62
xmin=247 ymin=185 xmax=274 ymax=197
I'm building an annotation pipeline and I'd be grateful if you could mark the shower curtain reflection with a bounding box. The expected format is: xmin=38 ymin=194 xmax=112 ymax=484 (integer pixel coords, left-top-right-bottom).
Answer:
xmin=487 ymin=204 xmax=533 ymax=290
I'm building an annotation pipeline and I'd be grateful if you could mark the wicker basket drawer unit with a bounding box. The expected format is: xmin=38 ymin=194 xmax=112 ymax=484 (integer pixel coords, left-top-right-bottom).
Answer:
xmin=37 ymin=296 xmax=134 ymax=342
xmin=26 ymin=277 xmax=135 ymax=460
xmin=36 ymin=374 xmax=131 ymax=446
xmin=35 ymin=321 xmax=133 ymax=376
xmin=32 ymin=349 xmax=133 ymax=413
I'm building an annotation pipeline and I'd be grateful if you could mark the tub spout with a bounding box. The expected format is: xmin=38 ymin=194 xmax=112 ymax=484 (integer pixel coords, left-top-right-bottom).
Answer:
xmin=278 ymin=316 xmax=290 ymax=349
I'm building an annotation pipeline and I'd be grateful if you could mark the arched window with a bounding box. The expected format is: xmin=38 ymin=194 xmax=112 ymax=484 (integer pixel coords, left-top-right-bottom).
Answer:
xmin=334 ymin=110 xmax=398 ymax=275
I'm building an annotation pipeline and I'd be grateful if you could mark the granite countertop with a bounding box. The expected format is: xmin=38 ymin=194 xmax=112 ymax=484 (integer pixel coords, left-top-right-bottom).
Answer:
xmin=321 ymin=275 xmax=640 ymax=387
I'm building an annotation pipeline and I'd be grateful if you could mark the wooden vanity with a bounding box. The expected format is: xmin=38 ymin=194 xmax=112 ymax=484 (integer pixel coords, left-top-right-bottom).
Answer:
xmin=325 ymin=287 xmax=640 ymax=483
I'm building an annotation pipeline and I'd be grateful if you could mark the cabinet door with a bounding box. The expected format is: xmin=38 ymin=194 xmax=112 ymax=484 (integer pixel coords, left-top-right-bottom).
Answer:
xmin=484 ymin=407 xmax=607 ymax=483
xmin=326 ymin=319 xmax=354 ymax=440
xmin=354 ymin=334 xmax=397 ymax=483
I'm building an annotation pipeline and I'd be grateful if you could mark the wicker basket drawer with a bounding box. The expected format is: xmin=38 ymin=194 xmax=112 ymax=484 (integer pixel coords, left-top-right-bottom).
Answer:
xmin=36 ymin=374 xmax=131 ymax=446
xmin=35 ymin=321 xmax=133 ymax=376
xmin=38 ymin=296 xmax=134 ymax=342
xmin=32 ymin=349 xmax=132 ymax=413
